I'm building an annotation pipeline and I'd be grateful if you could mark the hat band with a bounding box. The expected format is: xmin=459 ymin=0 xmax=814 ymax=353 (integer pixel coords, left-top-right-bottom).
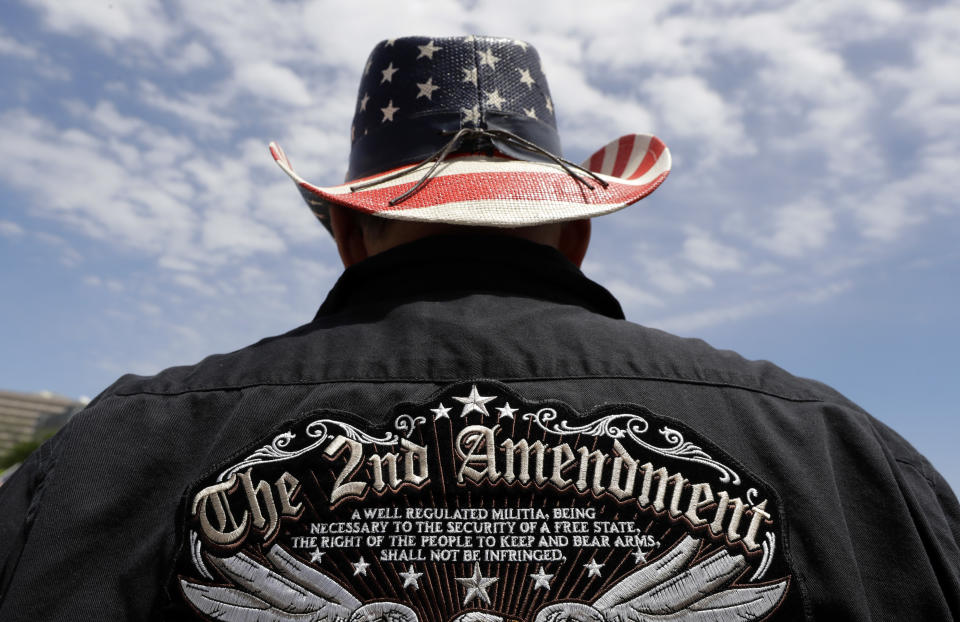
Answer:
xmin=350 ymin=127 xmax=607 ymax=206
xmin=346 ymin=111 xmax=563 ymax=182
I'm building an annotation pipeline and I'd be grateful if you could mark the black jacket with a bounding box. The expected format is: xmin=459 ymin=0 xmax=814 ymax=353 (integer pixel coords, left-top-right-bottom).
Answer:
xmin=1 ymin=235 xmax=958 ymax=621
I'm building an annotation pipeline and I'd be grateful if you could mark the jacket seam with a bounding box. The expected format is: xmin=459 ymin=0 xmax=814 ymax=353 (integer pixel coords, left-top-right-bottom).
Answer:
xmin=895 ymin=457 xmax=937 ymax=488
xmin=111 ymin=374 xmax=825 ymax=403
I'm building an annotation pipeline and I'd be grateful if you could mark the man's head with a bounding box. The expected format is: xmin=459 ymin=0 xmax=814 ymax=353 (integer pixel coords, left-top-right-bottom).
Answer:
xmin=269 ymin=36 xmax=670 ymax=261
xmin=328 ymin=204 xmax=591 ymax=267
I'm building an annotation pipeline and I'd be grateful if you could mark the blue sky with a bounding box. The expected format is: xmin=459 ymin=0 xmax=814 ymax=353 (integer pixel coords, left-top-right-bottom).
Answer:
xmin=0 ymin=0 xmax=957 ymax=491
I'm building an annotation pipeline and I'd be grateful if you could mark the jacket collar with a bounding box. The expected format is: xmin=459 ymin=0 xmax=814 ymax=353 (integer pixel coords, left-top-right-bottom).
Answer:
xmin=315 ymin=234 xmax=624 ymax=320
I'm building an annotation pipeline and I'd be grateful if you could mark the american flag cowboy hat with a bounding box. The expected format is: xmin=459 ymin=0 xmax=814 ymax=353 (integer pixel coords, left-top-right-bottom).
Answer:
xmin=270 ymin=35 xmax=671 ymax=230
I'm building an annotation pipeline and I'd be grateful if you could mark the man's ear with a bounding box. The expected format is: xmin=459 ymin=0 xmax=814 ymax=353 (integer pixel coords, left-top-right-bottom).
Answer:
xmin=557 ymin=218 xmax=591 ymax=267
xmin=328 ymin=205 xmax=369 ymax=268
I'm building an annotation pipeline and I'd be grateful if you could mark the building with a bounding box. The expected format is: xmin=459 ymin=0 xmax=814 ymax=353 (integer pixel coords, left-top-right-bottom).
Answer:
xmin=0 ymin=389 xmax=85 ymax=458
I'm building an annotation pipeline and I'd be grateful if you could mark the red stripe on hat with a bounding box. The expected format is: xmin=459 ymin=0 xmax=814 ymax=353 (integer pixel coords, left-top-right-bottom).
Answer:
xmin=308 ymin=170 xmax=666 ymax=213
xmin=589 ymin=149 xmax=605 ymax=173
xmin=629 ymin=137 xmax=665 ymax=180
xmin=611 ymin=135 xmax=636 ymax=178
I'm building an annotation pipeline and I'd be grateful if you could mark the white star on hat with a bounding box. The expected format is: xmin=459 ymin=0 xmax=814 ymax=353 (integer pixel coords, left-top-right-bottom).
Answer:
xmin=417 ymin=40 xmax=442 ymax=59
xmin=462 ymin=67 xmax=478 ymax=85
xmin=416 ymin=77 xmax=440 ymax=100
xmin=517 ymin=68 xmax=535 ymax=89
xmin=381 ymin=62 xmax=399 ymax=83
xmin=484 ymin=89 xmax=506 ymax=110
xmin=381 ymin=100 xmax=399 ymax=122
xmin=478 ymin=48 xmax=500 ymax=69
xmin=461 ymin=105 xmax=480 ymax=125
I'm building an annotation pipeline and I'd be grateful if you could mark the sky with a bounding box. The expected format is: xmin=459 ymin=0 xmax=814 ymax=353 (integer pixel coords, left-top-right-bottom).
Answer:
xmin=0 ymin=0 xmax=957 ymax=490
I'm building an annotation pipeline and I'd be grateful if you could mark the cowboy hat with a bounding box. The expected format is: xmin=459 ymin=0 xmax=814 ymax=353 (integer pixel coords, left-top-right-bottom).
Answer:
xmin=270 ymin=36 xmax=671 ymax=230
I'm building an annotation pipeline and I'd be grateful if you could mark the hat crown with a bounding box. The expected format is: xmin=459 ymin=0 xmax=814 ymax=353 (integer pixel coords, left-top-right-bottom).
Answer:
xmin=347 ymin=35 xmax=561 ymax=181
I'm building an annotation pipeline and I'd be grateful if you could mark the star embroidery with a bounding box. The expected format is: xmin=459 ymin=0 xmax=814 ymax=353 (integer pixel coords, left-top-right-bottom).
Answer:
xmin=517 ymin=68 xmax=535 ymax=89
xmin=385 ymin=38 xmax=396 ymax=47
xmin=484 ymin=89 xmax=506 ymax=109
xmin=584 ymin=557 xmax=604 ymax=578
xmin=431 ymin=403 xmax=452 ymax=420
xmin=381 ymin=100 xmax=399 ymax=122
xmin=453 ymin=385 xmax=496 ymax=417
xmin=417 ymin=40 xmax=442 ymax=59
xmin=462 ymin=67 xmax=478 ymax=85
xmin=633 ymin=546 xmax=648 ymax=564
xmin=310 ymin=548 xmax=324 ymax=564
xmin=381 ymin=62 xmax=398 ymax=84
xmin=496 ymin=402 xmax=518 ymax=419
xmin=456 ymin=563 xmax=498 ymax=606
xmin=478 ymin=48 xmax=500 ymax=69
xmin=461 ymin=105 xmax=480 ymax=125
xmin=530 ymin=565 xmax=553 ymax=590
xmin=416 ymin=77 xmax=440 ymax=100
xmin=352 ymin=556 xmax=371 ymax=576
xmin=545 ymin=95 xmax=554 ymax=114
xmin=359 ymin=92 xmax=369 ymax=111
xmin=514 ymin=39 xmax=528 ymax=51
xmin=399 ymin=564 xmax=423 ymax=590
xmin=523 ymin=107 xmax=537 ymax=119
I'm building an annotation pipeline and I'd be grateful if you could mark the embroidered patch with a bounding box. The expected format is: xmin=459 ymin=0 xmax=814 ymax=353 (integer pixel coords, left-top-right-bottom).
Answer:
xmin=172 ymin=381 xmax=801 ymax=621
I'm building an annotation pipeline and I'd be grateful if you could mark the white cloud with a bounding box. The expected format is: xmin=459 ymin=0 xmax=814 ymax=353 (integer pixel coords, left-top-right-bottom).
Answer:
xmin=202 ymin=210 xmax=286 ymax=256
xmin=0 ymin=220 xmax=24 ymax=237
xmin=848 ymin=140 xmax=957 ymax=240
xmin=629 ymin=241 xmax=715 ymax=295
xmin=641 ymin=74 xmax=754 ymax=164
xmin=796 ymin=280 xmax=851 ymax=304
xmin=648 ymin=279 xmax=852 ymax=333
xmin=173 ymin=273 xmax=215 ymax=296
xmin=169 ymin=41 xmax=214 ymax=73
xmin=642 ymin=257 xmax=714 ymax=295
xmin=683 ymin=232 xmax=744 ymax=272
xmin=25 ymin=0 xmax=175 ymax=53
xmin=604 ymin=279 xmax=664 ymax=310
xmin=650 ymin=298 xmax=769 ymax=334
xmin=137 ymin=81 xmax=234 ymax=132
xmin=63 ymin=100 xmax=145 ymax=137
xmin=875 ymin=6 xmax=960 ymax=138
xmin=235 ymin=61 xmax=313 ymax=107
xmin=758 ymin=200 xmax=835 ymax=258
xmin=0 ymin=31 xmax=38 ymax=59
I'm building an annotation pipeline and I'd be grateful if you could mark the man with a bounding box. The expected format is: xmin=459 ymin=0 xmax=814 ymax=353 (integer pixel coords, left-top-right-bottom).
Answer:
xmin=0 ymin=36 xmax=957 ymax=621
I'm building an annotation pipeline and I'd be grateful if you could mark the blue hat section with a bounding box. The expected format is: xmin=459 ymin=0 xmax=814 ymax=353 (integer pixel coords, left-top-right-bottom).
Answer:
xmin=346 ymin=36 xmax=562 ymax=181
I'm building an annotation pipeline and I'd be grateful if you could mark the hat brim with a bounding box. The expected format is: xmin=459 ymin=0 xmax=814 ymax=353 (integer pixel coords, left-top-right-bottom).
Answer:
xmin=269 ymin=134 xmax=670 ymax=228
